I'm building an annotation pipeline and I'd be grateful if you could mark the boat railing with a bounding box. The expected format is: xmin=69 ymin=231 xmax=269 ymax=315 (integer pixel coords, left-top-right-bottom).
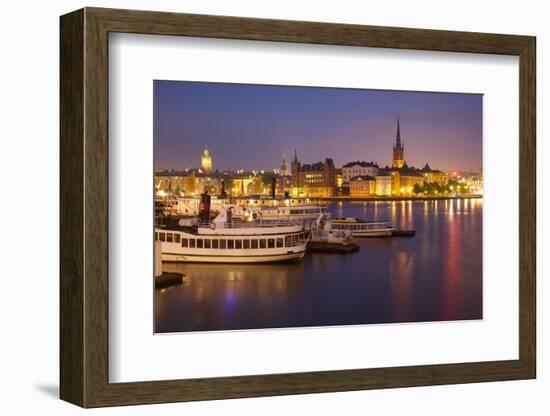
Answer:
xmin=197 ymin=219 xmax=303 ymax=229
xmin=312 ymin=229 xmax=352 ymax=239
xmin=332 ymin=220 xmax=393 ymax=229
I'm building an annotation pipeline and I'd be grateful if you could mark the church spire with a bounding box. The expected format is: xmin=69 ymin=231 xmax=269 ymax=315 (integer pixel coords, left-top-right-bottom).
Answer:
xmin=392 ymin=114 xmax=405 ymax=169
xmin=396 ymin=114 xmax=402 ymax=148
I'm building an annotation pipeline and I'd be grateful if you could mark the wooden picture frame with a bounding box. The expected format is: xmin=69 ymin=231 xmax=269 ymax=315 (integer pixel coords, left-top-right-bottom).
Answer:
xmin=60 ymin=7 xmax=536 ymax=408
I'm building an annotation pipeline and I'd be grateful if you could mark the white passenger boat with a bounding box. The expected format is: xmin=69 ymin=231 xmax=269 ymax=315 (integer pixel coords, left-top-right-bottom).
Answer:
xmin=234 ymin=205 xmax=329 ymax=230
xmin=330 ymin=217 xmax=394 ymax=237
xmin=155 ymin=208 xmax=308 ymax=263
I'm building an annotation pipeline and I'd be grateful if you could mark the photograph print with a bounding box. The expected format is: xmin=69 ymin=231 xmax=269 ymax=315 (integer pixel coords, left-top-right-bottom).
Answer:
xmin=153 ymin=80 xmax=483 ymax=333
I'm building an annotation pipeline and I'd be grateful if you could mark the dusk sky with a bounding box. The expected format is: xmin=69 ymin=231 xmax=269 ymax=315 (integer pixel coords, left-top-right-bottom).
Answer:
xmin=154 ymin=81 xmax=482 ymax=172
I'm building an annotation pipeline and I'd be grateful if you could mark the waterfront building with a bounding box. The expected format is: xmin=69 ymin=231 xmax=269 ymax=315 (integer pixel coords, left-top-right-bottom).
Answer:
xmin=155 ymin=170 xmax=212 ymax=196
xmin=335 ymin=168 xmax=345 ymax=196
xmin=280 ymin=153 xmax=289 ymax=176
xmin=394 ymin=165 xmax=425 ymax=195
xmin=375 ymin=170 xmax=394 ymax=196
xmin=349 ymin=175 xmax=376 ymax=197
xmin=375 ymin=166 xmax=424 ymax=196
xmin=470 ymin=173 xmax=483 ymax=195
xmin=392 ymin=116 xmax=405 ymax=169
xmin=291 ymin=150 xmax=337 ymax=197
xmin=420 ymin=163 xmax=448 ymax=185
xmin=231 ymin=175 xmax=262 ymax=196
xmin=155 ymin=172 xmax=189 ymax=195
xmin=458 ymin=171 xmax=483 ymax=195
xmin=342 ymin=161 xmax=379 ymax=183
xmin=201 ymin=146 xmax=213 ymax=174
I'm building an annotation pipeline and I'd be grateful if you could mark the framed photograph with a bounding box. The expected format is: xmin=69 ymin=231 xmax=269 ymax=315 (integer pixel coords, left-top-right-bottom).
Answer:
xmin=60 ymin=7 xmax=536 ymax=407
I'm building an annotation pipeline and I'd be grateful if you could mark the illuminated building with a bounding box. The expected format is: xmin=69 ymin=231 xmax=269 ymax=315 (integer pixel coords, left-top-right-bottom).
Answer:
xmin=420 ymin=163 xmax=448 ymax=185
xmin=342 ymin=161 xmax=379 ymax=183
xmin=201 ymin=146 xmax=213 ymax=174
xmin=349 ymin=175 xmax=376 ymax=197
xmin=231 ymin=175 xmax=262 ymax=196
xmin=375 ymin=167 xmax=424 ymax=196
xmin=291 ymin=150 xmax=337 ymax=197
xmin=394 ymin=166 xmax=424 ymax=195
xmin=375 ymin=170 xmax=394 ymax=196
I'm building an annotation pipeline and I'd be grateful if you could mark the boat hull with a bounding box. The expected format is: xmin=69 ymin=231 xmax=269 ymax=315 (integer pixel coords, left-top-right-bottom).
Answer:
xmin=352 ymin=229 xmax=394 ymax=237
xmin=161 ymin=250 xmax=305 ymax=263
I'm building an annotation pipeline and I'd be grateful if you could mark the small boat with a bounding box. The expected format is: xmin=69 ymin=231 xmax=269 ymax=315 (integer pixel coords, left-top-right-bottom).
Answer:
xmin=155 ymin=207 xmax=308 ymax=263
xmin=233 ymin=204 xmax=329 ymax=229
xmin=307 ymin=215 xmax=359 ymax=253
xmin=330 ymin=217 xmax=394 ymax=237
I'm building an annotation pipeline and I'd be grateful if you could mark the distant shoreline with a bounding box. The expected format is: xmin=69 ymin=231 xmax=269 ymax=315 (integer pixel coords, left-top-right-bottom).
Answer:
xmin=312 ymin=195 xmax=483 ymax=202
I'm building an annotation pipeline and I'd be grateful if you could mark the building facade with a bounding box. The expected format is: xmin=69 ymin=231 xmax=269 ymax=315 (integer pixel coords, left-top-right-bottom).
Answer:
xmin=375 ymin=167 xmax=424 ymax=196
xmin=154 ymin=170 xmax=210 ymax=196
xmin=349 ymin=175 xmax=376 ymax=197
xmin=394 ymin=166 xmax=425 ymax=195
xmin=291 ymin=150 xmax=337 ymax=197
xmin=375 ymin=171 xmax=394 ymax=196
xmin=420 ymin=163 xmax=448 ymax=185
xmin=342 ymin=161 xmax=379 ymax=183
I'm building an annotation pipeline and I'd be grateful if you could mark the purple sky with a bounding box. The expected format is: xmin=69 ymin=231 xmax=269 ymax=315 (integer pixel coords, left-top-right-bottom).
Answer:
xmin=154 ymin=81 xmax=482 ymax=172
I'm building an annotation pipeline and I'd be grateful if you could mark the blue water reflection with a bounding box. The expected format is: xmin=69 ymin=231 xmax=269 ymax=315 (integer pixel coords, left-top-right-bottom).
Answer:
xmin=156 ymin=199 xmax=483 ymax=333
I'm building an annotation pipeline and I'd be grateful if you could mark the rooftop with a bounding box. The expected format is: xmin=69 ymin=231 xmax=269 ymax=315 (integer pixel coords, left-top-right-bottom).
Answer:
xmin=300 ymin=158 xmax=336 ymax=171
xmin=343 ymin=161 xmax=379 ymax=168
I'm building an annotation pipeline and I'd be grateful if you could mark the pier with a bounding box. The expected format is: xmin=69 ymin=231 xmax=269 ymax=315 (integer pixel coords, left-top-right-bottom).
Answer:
xmin=155 ymin=272 xmax=185 ymax=289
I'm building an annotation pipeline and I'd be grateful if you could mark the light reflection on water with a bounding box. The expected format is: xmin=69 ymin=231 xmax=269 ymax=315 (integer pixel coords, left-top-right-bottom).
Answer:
xmin=156 ymin=199 xmax=483 ymax=333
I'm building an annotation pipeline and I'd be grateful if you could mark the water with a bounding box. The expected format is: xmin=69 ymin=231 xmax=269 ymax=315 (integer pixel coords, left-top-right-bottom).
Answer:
xmin=156 ymin=199 xmax=483 ymax=333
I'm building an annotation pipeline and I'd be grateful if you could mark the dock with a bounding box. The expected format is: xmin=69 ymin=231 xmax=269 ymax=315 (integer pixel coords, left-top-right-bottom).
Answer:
xmin=155 ymin=272 xmax=185 ymax=289
xmin=307 ymin=242 xmax=360 ymax=254
xmin=391 ymin=230 xmax=416 ymax=237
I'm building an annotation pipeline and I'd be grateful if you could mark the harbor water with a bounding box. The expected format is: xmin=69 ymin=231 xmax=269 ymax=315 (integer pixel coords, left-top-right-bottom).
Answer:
xmin=155 ymin=199 xmax=483 ymax=333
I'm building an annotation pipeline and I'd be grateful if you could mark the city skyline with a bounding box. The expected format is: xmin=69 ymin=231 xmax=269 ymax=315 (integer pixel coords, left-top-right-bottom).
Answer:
xmin=154 ymin=80 xmax=482 ymax=173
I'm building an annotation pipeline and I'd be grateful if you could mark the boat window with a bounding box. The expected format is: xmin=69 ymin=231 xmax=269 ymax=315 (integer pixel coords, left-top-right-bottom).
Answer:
xmin=212 ymin=239 xmax=219 ymax=249
xmin=182 ymin=238 xmax=188 ymax=247
xmin=196 ymin=239 xmax=203 ymax=248
xmin=204 ymin=239 xmax=211 ymax=249
xmin=220 ymin=239 xmax=226 ymax=249
xmin=235 ymin=240 xmax=242 ymax=249
xmin=227 ymin=240 xmax=234 ymax=249
xmin=285 ymin=235 xmax=292 ymax=246
xmin=155 ymin=232 xmax=158 ymax=241
xmin=166 ymin=233 xmax=173 ymax=243
xmin=268 ymin=238 xmax=275 ymax=248
xmin=276 ymin=238 xmax=284 ymax=248
xmin=159 ymin=232 xmax=165 ymax=242
xmin=260 ymin=239 xmax=266 ymax=249
xmin=174 ymin=234 xmax=180 ymax=244
xmin=243 ymin=239 xmax=250 ymax=249
xmin=189 ymin=238 xmax=195 ymax=248
xmin=251 ymin=239 xmax=258 ymax=249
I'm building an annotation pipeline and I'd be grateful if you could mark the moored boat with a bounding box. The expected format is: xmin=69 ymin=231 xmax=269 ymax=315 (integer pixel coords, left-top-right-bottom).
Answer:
xmin=307 ymin=215 xmax=359 ymax=253
xmin=330 ymin=217 xmax=394 ymax=237
xmin=155 ymin=207 xmax=308 ymax=263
